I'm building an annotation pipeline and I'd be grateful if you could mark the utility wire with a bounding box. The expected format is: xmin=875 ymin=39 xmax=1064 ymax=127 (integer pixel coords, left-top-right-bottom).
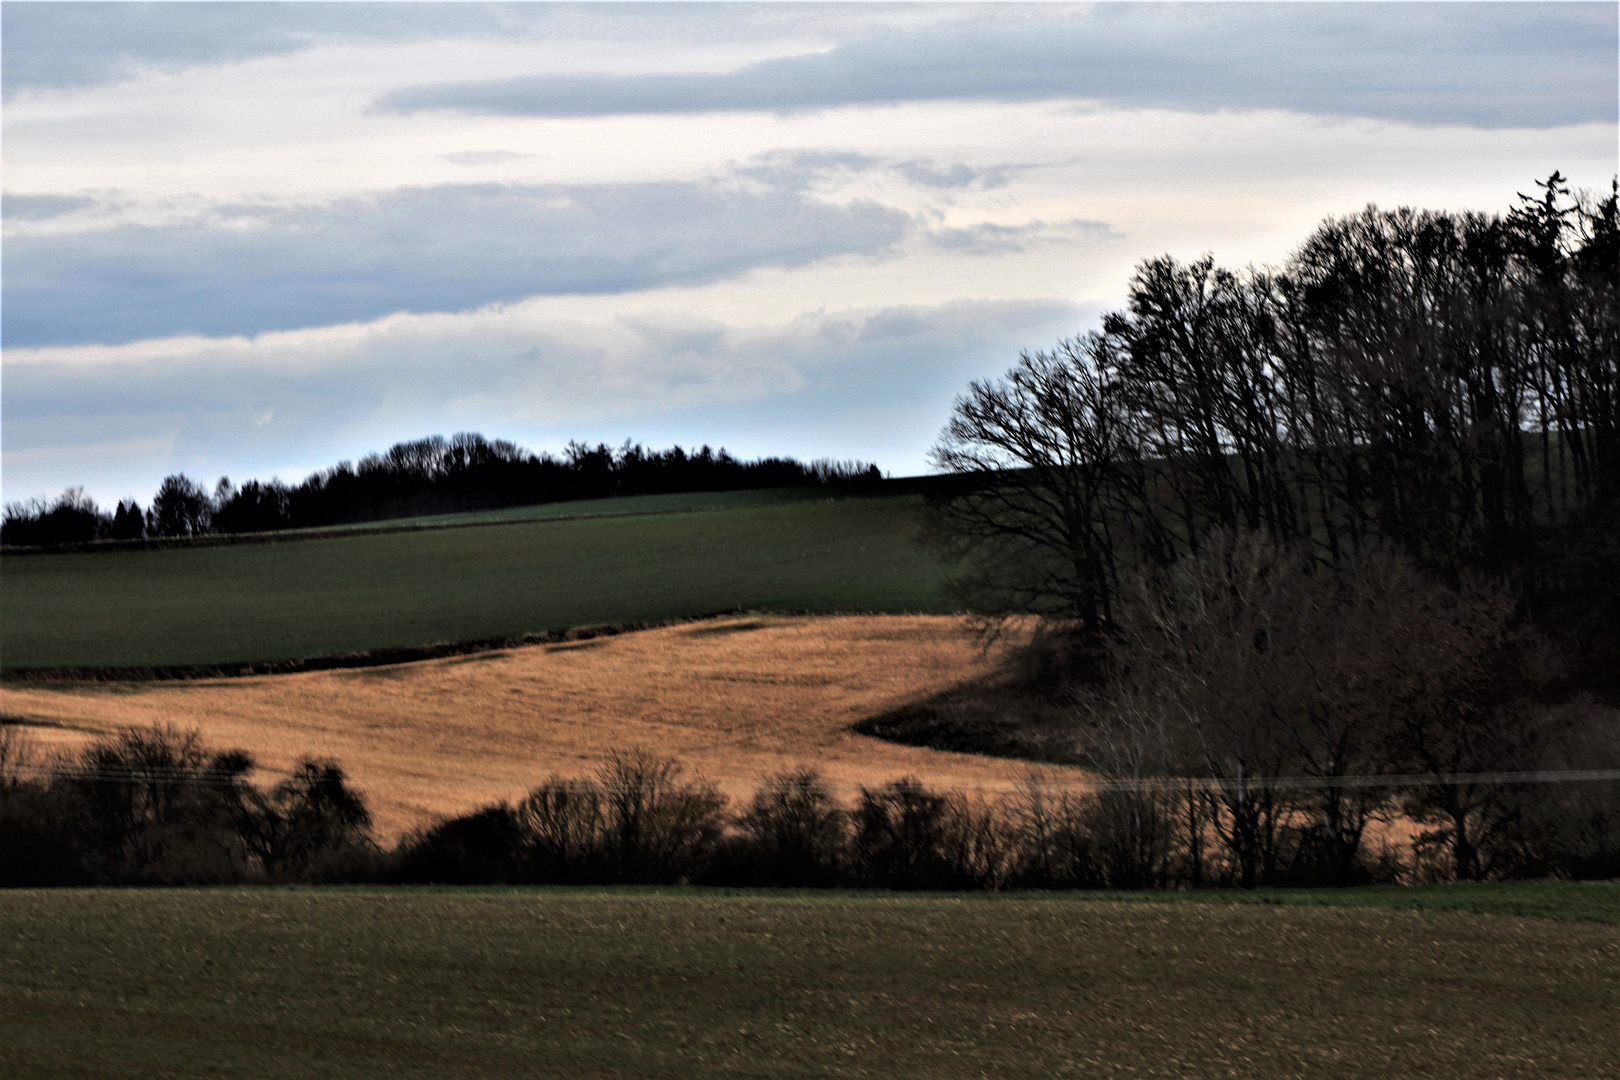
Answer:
xmin=3 ymin=764 xmax=1618 ymax=790
xmin=0 ymin=763 xmax=311 ymax=786
xmin=1068 ymin=769 xmax=1620 ymax=793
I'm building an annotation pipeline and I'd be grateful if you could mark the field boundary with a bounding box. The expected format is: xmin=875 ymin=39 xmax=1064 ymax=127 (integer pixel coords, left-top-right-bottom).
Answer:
xmin=0 ymin=608 xmax=945 ymax=683
xmin=0 ymin=481 xmax=946 ymax=557
xmin=0 ymin=613 xmax=739 ymax=684
xmin=0 ymin=500 xmax=803 ymax=557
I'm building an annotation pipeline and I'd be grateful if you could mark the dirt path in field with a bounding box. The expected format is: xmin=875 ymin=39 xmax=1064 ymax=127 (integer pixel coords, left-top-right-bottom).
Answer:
xmin=1 ymin=615 xmax=1085 ymax=840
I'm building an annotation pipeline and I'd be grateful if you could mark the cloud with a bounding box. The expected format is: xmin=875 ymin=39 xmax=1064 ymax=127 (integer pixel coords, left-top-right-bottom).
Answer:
xmin=896 ymin=161 xmax=1008 ymax=191
xmin=0 ymin=2 xmax=554 ymax=95
xmin=0 ymin=2 xmax=965 ymax=97
xmin=2 ymin=296 xmax=1093 ymax=502
xmin=377 ymin=5 xmax=1617 ymax=129
xmin=442 ymin=150 xmax=536 ymax=166
xmin=926 ymin=218 xmax=1117 ymax=256
xmin=0 ymin=193 xmax=95 ymax=221
xmin=735 ymin=150 xmax=883 ymax=193
xmin=2 ymin=181 xmax=911 ymax=348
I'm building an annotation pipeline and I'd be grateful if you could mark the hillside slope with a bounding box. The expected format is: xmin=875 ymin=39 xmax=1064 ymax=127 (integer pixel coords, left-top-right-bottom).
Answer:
xmin=0 ymin=492 xmax=951 ymax=670
xmin=0 ymin=615 xmax=1059 ymax=840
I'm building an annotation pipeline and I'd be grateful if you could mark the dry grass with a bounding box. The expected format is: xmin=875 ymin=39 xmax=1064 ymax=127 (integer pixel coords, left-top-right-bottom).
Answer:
xmin=0 ymin=615 xmax=1082 ymax=840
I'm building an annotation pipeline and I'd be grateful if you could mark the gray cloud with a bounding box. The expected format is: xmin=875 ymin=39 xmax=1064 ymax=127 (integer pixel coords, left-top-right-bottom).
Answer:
xmin=896 ymin=161 xmax=1006 ymax=190
xmin=2 ymin=181 xmax=911 ymax=348
xmin=1 ymin=2 xmax=556 ymax=95
xmin=736 ymin=150 xmax=883 ymax=192
xmin=378 ymin=5 xmax=1618 ymax=129
xmin=0 ymin=2 xmax=959 ymax=96
xmin=926 ymin=218 xmax=1117 ymax=256
xmin=0 ymin=193 xmax=95 ymax=221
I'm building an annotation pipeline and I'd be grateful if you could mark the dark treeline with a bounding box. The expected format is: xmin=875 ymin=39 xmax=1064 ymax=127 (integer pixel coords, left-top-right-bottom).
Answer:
xmin=918 ymin=175 xmax=1620 ymax=888
xmin=0 ymin=437 xmax=884 ymax=546
xmin=927 ymin=174 xmax=1618 ymax=636
xmin=3 ymin=726 xmax=1613 ymax=889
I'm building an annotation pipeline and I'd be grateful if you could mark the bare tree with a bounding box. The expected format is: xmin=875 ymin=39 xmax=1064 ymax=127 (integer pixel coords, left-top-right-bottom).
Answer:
xmin=596 ymin=749 xmax=727 ymax=884
xmin=735 ymin=769 xmax=849 ymax=886
xmin=924 ymin=339 xmax=1150 ymax=639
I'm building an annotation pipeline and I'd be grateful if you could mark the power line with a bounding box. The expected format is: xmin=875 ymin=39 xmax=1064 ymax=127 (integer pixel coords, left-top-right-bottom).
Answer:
xmin=0 ymin=763 xmax=309 ymax=786
xmin=1033 ymin=769 xmax=1620 ymax=793
xmin=3 ymin=763 xmax=1617 ymax=791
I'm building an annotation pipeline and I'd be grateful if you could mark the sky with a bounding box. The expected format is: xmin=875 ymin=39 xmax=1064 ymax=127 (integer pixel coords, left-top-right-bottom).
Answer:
xmin=3 ymin=2 xmax=1616 ymax=506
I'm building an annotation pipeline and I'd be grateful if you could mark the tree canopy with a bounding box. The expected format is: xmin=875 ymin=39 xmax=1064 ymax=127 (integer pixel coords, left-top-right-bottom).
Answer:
xmin=925 ymin=174 xmax=1618 ymax=635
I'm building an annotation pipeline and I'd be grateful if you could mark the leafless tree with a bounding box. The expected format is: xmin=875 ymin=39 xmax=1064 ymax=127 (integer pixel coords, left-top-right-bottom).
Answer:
xmin=923 ymin=338 xmax=1151 ymax=639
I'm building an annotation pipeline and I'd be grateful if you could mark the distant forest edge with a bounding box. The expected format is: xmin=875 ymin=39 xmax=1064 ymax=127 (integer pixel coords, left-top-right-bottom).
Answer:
xmin=0 ymin=438 xmax=886 ymax=548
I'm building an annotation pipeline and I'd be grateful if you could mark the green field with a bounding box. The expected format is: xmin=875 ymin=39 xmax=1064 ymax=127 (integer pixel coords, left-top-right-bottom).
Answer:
xmin=308 ymin=486 xmax=840 ymax=530
xmin=1096 ymin=879 xmax=1620 ymax=924
xmin=0 ymin=491 xmax=951 ymax=671
xmin=1 ymin=885 xmax=1614 ymax=1080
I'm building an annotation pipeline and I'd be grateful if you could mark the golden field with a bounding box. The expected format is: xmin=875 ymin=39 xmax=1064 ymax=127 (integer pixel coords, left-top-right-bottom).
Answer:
xmin=0 ymin=614 xmax=1083 ymax=840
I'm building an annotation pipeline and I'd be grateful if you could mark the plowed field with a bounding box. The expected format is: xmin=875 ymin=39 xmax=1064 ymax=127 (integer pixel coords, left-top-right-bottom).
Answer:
xmin=1 ymin=615 xmax=1081 ymax=839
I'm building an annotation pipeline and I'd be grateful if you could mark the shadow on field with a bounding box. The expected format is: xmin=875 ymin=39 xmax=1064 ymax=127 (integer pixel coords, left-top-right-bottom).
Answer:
xmin=853 ymin=630 xmax=1087 ymax=764
xmin=684 ymin=619 xmax=774 ymax=637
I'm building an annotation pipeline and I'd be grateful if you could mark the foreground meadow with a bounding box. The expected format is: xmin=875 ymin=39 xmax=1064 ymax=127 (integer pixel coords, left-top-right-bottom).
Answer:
xmin=0 ymin=615 xmax=1067 ymax=840
xmin=2 ymin=887 xmax=1615 ymax=1079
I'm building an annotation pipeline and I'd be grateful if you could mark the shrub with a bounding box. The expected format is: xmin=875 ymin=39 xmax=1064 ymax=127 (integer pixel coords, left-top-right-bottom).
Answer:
xmin=1005 ymin=776 xmax=1102 ymax=889
xmin=246 ymin=759 xmax=378 ymax=882
xmin=727 ymin=769 xmax=850 ymax=887
xmin=852 ymin=778 xmax=1018 ymax=890
xmin=57 ymin=726 xmax=258 ymax=884
xmin=597 ymin=750 xmax=727 ymax=884
xmin=515 ymin=777 xmax=606 ymax=883
xmin=395 ymin=806 xmax=526 ymax=884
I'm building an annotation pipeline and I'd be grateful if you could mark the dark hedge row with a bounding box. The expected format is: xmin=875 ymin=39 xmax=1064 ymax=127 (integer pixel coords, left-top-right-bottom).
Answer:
xmin=5 ymin=727 xmax=1613 ymax=890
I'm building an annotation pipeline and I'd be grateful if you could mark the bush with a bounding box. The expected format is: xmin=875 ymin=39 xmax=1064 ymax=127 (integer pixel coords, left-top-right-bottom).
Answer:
xmin=0 ymin=724 xmax=376 ymax=886
xmin=1490 ymin=699 xmax=1620 ymax=880
xmin=396 ymin=806 xmax=526 ymax=885
xmin=247 ymin=759 xmax=379 ymax=882
xmin=0 ymin=489 xmax=107 ymax=547
xmin=59 ymin=726 xmax=258 ymax=884
xmin=852 ymin=779 xmax=1020 ymax=890
xmin=725 ymin=769 xmax=849 ymax=887
xmin=597 ymin=750 xmax=728 ymax=884
xmin=1004 ymin=777 xmax=1103 ymax=890
xmin=516 ymin=776 xmax=607 ymax=883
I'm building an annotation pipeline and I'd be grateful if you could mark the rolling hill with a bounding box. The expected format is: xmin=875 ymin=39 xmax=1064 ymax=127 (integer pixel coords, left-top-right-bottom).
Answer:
xmin=0 ymin=490 xmax=953 ymax=671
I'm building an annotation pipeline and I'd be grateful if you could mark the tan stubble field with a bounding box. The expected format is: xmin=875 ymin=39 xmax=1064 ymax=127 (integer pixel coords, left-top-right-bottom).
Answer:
xmin=0 ymin=614 xmax=1085 ymax=841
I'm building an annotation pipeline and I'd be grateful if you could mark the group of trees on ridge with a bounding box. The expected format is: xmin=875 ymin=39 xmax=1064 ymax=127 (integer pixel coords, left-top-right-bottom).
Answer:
xmin=917 ymin=174 xmax=1618 ymax=884
xmin=925 ymin=173 xmax=1617 ymax=635
xmin=3 ymin=725 xmax=1612 ymax=889
xmin=0 ymin=438 xmax=884 ymax=546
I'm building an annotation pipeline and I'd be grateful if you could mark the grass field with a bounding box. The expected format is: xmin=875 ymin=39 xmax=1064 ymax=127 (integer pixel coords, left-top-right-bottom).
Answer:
xmin=0 ymin=615 xmax=1065 ymax=840
xmin=313 ymin=486 xmax=838 ymax=530
xmin=1 ymin=886 xmax=1614 ymax=1080
xmin=0 ymin=492 xmax=950 ymax=670
xmin=1101 ymin=879 xmax=1620 ymax=924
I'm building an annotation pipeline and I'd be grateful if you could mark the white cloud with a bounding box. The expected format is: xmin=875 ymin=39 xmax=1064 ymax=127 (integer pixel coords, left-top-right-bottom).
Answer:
xmin=442 ymin=150 xmax=535 ymax=167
